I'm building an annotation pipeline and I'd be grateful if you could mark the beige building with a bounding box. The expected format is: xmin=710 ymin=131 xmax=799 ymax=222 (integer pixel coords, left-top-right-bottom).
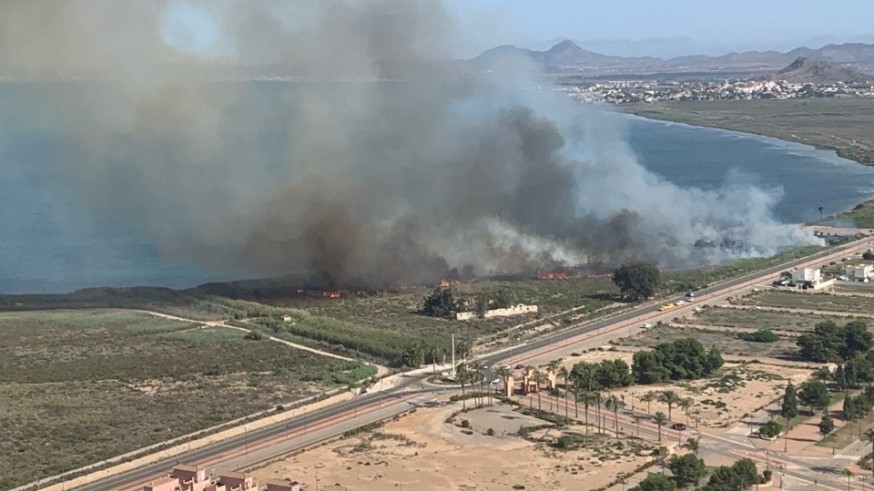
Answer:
xmin=140 ymin=465 xmax=300 ymax=491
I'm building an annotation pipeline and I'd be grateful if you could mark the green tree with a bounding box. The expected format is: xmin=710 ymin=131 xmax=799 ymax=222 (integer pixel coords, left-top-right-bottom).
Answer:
xmin=702 ymin=458 xmax=761 ymax=491
xmin=659 ymin=390 xmax=682 ymax=421
xmin=605 ymin=394 xmax=625 ymax=436
xmin=843 ymin=394 xmax=860 ymax=422
xmin=612 ymin=261 xmax=660 ymax=300
xmin=557 ymin=366 xmax=570 ymax=424
xmin=641 ymin=391 xmax=656 ymax=414
xmin=738 ymin=328 xmax=779 ymax=343
xmin=685 ymin=437 xmax=700 ymax=455
xmin=580 ymin=391 xmax=598 ymax=435
xmin=668 ymin=454 xmax=706 ymax=487
xmin=781 ymin=382 xmax=799 ymax=419
xmin=456 ymin=362 xmax=469 ymax=409
xmin=759 ymin=420 xmax=783 ymax=438
xmin=654 ymin=411 xmax=668 ymax=442
xmin=400 ymin=342 xmax=425 ymax=367
xmin=632 ymin=338 xmax=723 ymax=384
xmin=533 ymin=370 xmax=547 ymax=410
xmin=422 ymin=288 xmax=457 ymax=317
xmin=798 ymin=379 xmax=831 ymax=411
xmin=632 ymin=473 xmax=677 ymax=491
xmin=835 ymin=364 xmax=849 ymax=391
xmin=469 ymin=360 xmax=484 ymax=407
xmin=570 ymin=359 xmax=632 ymax=390
xmin=820 ymin=412 xmax=835 ymax=435
xmin=797 ymin=320 xmax=873 ymax=362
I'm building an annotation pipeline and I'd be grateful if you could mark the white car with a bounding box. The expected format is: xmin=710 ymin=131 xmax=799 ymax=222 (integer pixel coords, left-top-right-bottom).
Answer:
xmin=676 ymin=300 xmax=686 ymax=306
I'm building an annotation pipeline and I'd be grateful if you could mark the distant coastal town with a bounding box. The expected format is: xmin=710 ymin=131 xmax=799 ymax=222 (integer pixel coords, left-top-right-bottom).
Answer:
xmin=559 ymin=79 xmax=874 ymax=104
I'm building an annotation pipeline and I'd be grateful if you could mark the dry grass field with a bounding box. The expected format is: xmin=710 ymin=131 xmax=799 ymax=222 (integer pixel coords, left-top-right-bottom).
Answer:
xmin=616 ymin=324 xmax=798 ymax=359
xmin=0 ymin=310 xmax=354 ymax=491
xmin=692 ymin=306 xmax=869 ymax=332
xmin=737 ymin=290 xmax=874 ymax=313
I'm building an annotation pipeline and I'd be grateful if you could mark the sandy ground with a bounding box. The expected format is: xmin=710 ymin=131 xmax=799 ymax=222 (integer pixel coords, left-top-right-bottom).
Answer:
xmin=248 ymin=402 xmax=655 ymax=491
xmin=555 ymin=350 xmax=813 ymax=429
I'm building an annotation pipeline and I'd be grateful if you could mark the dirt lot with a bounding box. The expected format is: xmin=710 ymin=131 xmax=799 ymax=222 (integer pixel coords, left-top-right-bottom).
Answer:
xmin=0 ymin=310 xmax=349 ymax=491
xmin=249 ymin=402 xmax=655 ymax=491
xmin=558 ymin=350 xmax=813 ymax=429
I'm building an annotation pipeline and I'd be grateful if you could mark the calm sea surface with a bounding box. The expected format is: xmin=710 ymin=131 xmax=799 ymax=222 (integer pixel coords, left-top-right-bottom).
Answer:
xmin=2 ymin=93 xmax=873 ymax=293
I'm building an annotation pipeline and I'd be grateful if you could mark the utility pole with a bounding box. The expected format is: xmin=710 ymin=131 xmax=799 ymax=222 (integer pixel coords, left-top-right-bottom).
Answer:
xmin=451 ymin=334 xmax=456 ymax=378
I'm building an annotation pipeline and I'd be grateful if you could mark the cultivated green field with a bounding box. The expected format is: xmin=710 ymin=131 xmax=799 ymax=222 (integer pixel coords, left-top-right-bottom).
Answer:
xmin=0 ymin=310 xmax=358 ymax=490
xmin=737 ymin=290 xmax=874 ymax=313
xmin=624 ymin=98 xmax=874 ymax=165
xmin=692 ymin=306 xmax=869 ymax=332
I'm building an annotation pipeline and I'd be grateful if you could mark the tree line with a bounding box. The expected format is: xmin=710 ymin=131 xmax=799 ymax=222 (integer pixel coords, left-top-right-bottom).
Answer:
xmin=633 ymin=457 xmax=768 ymax=491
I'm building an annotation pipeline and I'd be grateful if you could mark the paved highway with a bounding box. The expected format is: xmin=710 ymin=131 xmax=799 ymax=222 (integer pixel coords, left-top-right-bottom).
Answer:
xmin=70 ymin=235 xmax=874 ymax=491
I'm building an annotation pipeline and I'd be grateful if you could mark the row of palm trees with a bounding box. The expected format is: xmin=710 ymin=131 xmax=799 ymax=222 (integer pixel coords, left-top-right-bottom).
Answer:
xmin=456 ymin=360 xmax=698 ymax=443
xmin=455 ymin=360 xmax=492 ymax=409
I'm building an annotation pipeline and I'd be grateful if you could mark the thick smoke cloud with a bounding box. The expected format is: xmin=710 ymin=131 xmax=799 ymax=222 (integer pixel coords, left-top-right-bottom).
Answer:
xmin=0 ymin=0 xmax=818 ymax=288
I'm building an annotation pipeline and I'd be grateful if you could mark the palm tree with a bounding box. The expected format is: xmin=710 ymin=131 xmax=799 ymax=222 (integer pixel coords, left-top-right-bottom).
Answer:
xmin=557 ymin=366 xmax=570 ymax=424
xmin=842 ymin=468 xmax=854 ymax=491
xmin=685 ymin=437 xmax=700 ymax=455
xmin=470 ymin=360 xmax=484 ymax=407
xmin=654 ymin=411 xmax=668 ymax=443
xmin=659 ymin=390 xmax=682 ymax=421
xmin=605 ymin=395 xmax=625 ymax=436
xmin=863 ymin=429 xmax=874 ymax=477
xmin=641 ymin=391 xmax=655 ymax=414
xmin=572 ymin=379 xmax=581 ymax=418
xmin=679 ymin=397 xmax=694 ymax=424
xmin=580 ymin=391 xmax=597 ymax=435
xmin=532 ymin=370 xmax=547 ymax=410
xmin=495 ymin=366 xmax=511 ymax=398
xmin=594 ymin=391 xmax=603 ymax=433
xmin=427 ymin=345 xmax=441 ymax=374
xmin=547 ymin=358 xmax=561 ymax=375
xmin=456 ymin=362 xmax=469 ymax=410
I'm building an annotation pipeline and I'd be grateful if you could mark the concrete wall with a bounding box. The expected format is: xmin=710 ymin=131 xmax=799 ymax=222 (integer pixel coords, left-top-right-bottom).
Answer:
xmin=456 ymin=304 xmax=538 ymax=321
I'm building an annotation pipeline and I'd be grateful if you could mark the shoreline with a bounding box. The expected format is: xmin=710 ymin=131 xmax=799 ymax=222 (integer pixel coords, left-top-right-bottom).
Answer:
xmin=623 ymin=107 xmax=874 ymax=166
xmin=619 ymin=101 xmax=874 ymax=226
xmin=621 ymin=99 xmax=874 ymax=166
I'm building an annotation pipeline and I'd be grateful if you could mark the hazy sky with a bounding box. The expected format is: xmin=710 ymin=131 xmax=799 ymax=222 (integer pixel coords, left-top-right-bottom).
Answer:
xmin=445 ymin=0 xmax=874 ymax=58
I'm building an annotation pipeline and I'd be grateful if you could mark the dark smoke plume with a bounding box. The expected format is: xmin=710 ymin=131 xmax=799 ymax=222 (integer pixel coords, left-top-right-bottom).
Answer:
xmin=0 ymin=1 xmax=818 ymax=288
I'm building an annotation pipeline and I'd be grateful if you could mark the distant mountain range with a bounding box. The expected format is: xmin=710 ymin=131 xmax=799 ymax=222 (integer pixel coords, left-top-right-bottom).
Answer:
xmin=472 ymin=40 xmax=874 ymax=79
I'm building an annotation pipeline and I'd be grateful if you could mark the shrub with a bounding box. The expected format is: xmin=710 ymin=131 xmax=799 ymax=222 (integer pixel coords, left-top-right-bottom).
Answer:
xmin=738 ymin=329 xmax=779 ymax=343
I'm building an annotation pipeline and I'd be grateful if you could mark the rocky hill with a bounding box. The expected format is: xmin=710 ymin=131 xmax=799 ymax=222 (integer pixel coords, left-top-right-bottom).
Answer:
xmin=772 ymin=57 xmax=872 ymax=83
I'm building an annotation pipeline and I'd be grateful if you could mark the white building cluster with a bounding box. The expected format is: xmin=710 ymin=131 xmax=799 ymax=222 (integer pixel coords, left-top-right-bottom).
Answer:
xmin=558 ymin=79 xmax=874 ymax=104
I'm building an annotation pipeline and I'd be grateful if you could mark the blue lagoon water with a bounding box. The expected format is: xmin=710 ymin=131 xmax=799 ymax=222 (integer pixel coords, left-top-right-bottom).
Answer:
xmin=1 ymin=90 xmax=873 ymax=293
